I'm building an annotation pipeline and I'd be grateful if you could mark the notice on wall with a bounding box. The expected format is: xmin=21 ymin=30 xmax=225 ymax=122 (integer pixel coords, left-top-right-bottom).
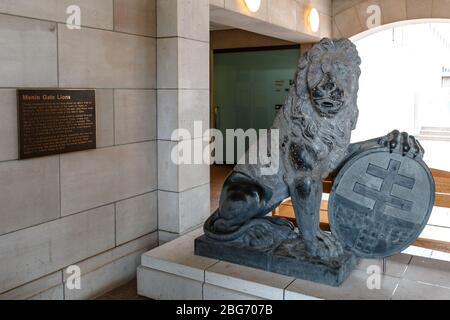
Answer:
xmin=18 ymin=89 xmax=96 ymax=159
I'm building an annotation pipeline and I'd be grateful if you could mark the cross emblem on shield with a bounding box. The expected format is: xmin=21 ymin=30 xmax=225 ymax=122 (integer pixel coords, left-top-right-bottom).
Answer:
xmin=353 ymin=160 xmax=415 ymax=220
xmin=328 ymin=148 xmax=435 ymax=259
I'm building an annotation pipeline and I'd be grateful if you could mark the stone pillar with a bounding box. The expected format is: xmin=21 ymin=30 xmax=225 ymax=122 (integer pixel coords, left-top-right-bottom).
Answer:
xmin=156 ymin=0 xmax=211 ymax=243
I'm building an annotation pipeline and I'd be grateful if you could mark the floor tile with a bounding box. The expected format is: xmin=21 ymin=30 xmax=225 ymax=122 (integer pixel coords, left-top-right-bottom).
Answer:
xmin=392 ymin=279 xmax=450 ymax=300
xmin=285 ymin=270 xmax=400 ymax=300
xmin=355 ymin=254 xmax=412 ymax=278
xmin=404 ymin=256 xmax=450 ymax=287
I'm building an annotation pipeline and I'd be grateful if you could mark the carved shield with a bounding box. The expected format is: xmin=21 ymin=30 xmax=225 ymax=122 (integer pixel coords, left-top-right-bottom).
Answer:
xmin=328 ymin=147 xmax=435 ymax=259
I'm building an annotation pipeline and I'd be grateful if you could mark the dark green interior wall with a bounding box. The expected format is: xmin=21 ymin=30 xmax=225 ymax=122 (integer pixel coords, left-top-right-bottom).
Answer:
xmin=213 ymin=48 xmax=300 ymax=134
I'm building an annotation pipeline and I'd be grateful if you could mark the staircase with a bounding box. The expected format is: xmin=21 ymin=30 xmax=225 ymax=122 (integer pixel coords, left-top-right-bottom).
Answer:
xmin=418 ymin=127 xmax=450 ymax=142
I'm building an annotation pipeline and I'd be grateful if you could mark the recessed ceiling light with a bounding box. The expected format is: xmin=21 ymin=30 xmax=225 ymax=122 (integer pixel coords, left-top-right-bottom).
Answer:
xmin=308 ymin=8 xmax=320 ymax=33
xmin=244 ymin=0 xmax=261 ymax=13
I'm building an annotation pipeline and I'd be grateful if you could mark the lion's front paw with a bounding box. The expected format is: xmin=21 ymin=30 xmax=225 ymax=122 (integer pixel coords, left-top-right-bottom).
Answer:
xmin=304 ymin=231 xmax=344 ymax=260
xmin=378 ymin=130 xmax=424 ymax=159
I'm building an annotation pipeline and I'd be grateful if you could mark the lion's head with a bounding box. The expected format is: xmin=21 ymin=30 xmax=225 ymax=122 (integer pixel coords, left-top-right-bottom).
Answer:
xmin=277 ymin=38 xmax=362 ymax=174
xmin=296 ymin=38 xmax=361 ymax=122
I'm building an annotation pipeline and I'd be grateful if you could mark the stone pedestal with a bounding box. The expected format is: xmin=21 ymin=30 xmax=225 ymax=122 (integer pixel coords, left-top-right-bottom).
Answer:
xmin=137 ymin=228 xmax=450 ymax=300
xmin=195 ymin=236 xmax=358 ymax=287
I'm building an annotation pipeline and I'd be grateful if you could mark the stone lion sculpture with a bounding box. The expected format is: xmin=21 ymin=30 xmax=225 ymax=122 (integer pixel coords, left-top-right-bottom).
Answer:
xmin=203 ymin=38 xmax=424 ymax=261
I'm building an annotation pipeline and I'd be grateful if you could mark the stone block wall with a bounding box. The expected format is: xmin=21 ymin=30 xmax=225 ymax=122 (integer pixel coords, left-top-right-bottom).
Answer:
xmin=0 ymin=0 xmax=158 ymax=299
xmin=156 ymin=0 xmax=211 ymax=244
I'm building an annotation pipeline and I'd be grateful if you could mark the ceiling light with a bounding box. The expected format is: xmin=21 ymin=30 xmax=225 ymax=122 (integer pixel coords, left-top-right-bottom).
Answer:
xmin=244 ymin=0 xmax=261 ymax=13
xmin=308 ymin=8 xmax=320 ymax=33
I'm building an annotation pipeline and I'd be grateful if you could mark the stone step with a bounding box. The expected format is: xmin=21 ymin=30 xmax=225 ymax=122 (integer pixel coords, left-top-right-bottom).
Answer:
xmin=420 ymin=131 xmax=450 ymax=137
xmin=418 ymin=135 xmax=450 ymax=142
xmin=421 ymin=127 xmax=450 ymax=132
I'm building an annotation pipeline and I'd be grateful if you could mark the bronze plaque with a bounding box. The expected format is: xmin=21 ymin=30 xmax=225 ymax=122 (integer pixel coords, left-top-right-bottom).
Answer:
xmin=18 ymin=89 xmax=96 ymax=159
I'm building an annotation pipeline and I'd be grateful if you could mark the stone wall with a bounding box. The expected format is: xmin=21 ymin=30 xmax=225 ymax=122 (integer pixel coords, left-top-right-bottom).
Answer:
xmin=156 ymin=0 xmax=211 ymax=244
xmin=0 ymin=0 xmax=158 ymax=299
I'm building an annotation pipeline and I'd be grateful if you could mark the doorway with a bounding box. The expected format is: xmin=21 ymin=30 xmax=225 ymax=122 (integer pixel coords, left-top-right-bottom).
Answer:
xmin=212 ymin=46 xmax=300 ymax=163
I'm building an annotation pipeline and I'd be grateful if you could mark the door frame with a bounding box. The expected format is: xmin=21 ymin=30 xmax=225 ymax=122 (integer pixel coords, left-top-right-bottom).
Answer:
xmin=210 ymin=44 xmax=300 ymax=131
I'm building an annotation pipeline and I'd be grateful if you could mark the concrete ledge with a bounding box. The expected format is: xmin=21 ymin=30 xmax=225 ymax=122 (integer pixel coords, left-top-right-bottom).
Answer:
xmin=137 ymin=267 xmax=204 ymax=300
xmin=137 ymin=229 xmax=450 ymax=300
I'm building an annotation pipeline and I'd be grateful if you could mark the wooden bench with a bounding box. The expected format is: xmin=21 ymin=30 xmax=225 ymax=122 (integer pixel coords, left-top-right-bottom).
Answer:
xmin=273 ymin=169 xmax=450 ymax=254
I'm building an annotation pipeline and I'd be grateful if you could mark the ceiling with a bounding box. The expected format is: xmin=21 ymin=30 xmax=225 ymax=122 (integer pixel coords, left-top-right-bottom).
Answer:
xmin=210 ymin=22 xmax=234 ymax=31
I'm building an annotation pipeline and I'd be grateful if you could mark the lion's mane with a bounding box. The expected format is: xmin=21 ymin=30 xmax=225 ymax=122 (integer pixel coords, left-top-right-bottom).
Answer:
xmin=275 ymin=38 xmax=362 ymax=175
